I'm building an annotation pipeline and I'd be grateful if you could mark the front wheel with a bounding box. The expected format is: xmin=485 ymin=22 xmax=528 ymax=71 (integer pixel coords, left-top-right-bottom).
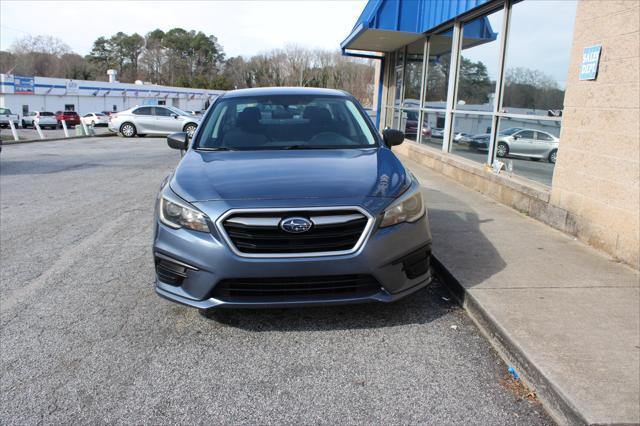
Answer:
xmin=496 ymin=142 xmax=509 ymax=158
xmin=548 ymin=150 xmax=558 ymax=164
xmin=183 ymin=123 xmax=197 ymax=138
xmin=120 ymin=122 xmax=137 ymax=138
xmin=21 ymin=120 xmax=26 ymax=128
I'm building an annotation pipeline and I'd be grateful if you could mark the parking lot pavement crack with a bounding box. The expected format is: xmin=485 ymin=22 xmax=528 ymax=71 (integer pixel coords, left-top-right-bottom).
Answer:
xmin=0 ymin=212 xmax=134 ymax=319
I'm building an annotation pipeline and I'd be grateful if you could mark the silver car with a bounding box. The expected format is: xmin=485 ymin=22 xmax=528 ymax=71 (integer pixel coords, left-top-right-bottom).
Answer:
xmin=496 ymin=128 xmax=559 ymax=163
xmin=21 ymin=111 xmax=58 ymax=129
xmin=109 ymin=105 xmax=200 ymax=138
xmin=475 ymin=127 xmax=559 ymax=163
xmin=0 ymin=107 xmax=19 ymax=129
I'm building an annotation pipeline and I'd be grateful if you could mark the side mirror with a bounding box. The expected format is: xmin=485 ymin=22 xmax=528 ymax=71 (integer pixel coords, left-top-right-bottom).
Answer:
xmin=383 ymin=128 xmax=405 ymax=147
xmin=167 ymin=132 xmax=188 ymax=150
xmin=513 ymin=134 xmax=521 ymax=139
xmin=171 ymin=113 xmax=178 ymax=119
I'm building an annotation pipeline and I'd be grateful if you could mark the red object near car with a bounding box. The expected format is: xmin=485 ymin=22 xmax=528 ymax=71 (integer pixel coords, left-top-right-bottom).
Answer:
xmin=55 ymin=111 xmax=81 ymax=126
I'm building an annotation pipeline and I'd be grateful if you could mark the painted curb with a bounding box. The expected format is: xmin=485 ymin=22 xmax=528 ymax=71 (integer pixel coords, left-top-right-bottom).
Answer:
xmin=431 ymin=255 xmax=589 ymax=426
xmin=1 ymin=133 xmax=116 ymax=145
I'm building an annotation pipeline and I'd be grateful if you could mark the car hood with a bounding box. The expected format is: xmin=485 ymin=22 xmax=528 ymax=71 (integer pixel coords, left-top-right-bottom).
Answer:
xmin=170 ymin=147 xmax=409 ymax=202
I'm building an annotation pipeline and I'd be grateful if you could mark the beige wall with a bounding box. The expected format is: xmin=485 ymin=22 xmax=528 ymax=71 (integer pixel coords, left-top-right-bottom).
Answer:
xmin=551 ymin=0 xmax=640 ymax=267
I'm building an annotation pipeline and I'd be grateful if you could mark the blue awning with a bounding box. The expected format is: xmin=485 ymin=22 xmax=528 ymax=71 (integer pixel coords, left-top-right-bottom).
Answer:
xmin=341 ymin=0 xmax=493 ymax=53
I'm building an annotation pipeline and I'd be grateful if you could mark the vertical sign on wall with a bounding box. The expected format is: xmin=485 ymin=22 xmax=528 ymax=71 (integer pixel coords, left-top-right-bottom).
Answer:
xmin=14 ymin=76 xmax=35 ymax=94
xmin=579 ymin=45 xmax=602 ymax=81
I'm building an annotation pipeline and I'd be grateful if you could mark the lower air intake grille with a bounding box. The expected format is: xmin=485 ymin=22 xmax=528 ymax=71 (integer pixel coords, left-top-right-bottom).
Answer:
xmin=211 ymin=275 xmax=380 ymax=301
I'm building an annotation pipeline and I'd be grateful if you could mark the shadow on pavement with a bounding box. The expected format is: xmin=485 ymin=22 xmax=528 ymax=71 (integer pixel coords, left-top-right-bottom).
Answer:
xmin=201 ymin=279 xmax=458 ymax=332
xmin=422 ymin=186 xmax=507 ymax=292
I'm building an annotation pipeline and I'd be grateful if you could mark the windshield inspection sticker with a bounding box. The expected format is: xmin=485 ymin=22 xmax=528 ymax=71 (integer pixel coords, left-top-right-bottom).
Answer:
xmin=579 ymin=45 xmax=602 ymax=80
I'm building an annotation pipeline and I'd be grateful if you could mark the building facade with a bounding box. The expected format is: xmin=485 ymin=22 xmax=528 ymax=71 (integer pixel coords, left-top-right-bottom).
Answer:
xmin=342 ymin=0 xmax=639 ymax=267
xmin=0 ymin=74 xmax=223 ymax=118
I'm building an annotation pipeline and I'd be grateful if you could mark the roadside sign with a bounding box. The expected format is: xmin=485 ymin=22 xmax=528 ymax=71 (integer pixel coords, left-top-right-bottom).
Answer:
xmin=14 ymin=76 xmax=35 ymax=94
xmin=579 ymin=45 xmax=601 ymax=81
xmin=66 ymin=80 xmax=79 ymax=94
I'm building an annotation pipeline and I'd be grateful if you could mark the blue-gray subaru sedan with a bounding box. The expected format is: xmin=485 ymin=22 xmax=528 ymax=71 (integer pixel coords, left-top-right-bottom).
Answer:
xmin=154 ymin=87 xmax=432 ymax=310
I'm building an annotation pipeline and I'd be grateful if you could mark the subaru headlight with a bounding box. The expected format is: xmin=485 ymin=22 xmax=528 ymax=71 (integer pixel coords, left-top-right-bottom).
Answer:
xmin=379 ymin=183 xmax=425 ymax=228
xmin=159 ymin=190 xmax=210 ymax=233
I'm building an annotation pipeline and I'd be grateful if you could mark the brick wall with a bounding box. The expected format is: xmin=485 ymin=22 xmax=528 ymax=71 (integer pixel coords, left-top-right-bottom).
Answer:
xmin=550 ymin=0 xmax=640 ymax=268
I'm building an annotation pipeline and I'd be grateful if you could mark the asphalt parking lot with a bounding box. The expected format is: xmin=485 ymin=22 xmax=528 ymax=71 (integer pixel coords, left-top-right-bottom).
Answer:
xmin=0 ymin=137 xmax=551 ymax=424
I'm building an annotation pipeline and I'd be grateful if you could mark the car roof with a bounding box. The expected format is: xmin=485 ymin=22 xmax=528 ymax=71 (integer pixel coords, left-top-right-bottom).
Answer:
xmin=221 ymin=87 xmax=349 ymax=99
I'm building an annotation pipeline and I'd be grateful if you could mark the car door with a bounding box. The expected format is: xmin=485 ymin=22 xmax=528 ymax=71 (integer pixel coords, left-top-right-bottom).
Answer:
xmin=510 ymin=130 xmax=536 ymax=155
xmin=25 ymin=112 xmax=35 ymax=125
xmin=153 ymin=106 xmax=182 ymax=134
xmin=532 ymin=131 xmax=555 ymax=156
xmin=131 ymin=107 xmax=155 ymax=133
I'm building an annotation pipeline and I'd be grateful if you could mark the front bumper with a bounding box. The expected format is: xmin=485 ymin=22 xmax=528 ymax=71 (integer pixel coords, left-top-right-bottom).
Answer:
xmin=153 ymin=205 xmax=432 ymax=309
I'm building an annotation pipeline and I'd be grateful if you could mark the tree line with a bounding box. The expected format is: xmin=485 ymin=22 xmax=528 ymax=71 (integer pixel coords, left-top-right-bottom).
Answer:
xmin=0 ymin=31 xmax=376 ymax=106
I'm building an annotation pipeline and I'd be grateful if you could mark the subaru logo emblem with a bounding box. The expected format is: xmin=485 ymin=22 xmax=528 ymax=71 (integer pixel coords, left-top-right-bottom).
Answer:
xmin=280 ymin=217 xmax=312 ymax=233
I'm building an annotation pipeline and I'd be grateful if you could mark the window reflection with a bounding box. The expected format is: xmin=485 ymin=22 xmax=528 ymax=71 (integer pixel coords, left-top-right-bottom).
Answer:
xmin=425 ymin=30 xmax=453 ymax=108
xmin=420 ymin=110 xmax=446 ymax=149
xmin=403 ymin=40 xmax=425 ymax=107
xmin=495 ymin=117 xmax=560 ymax=186
xmin=450 ymin=113 xmax=493 ymax=164
xmin=502 ymin=0 xmax=577 ymax=114
xmin=456 ymin=9 xmax=503 ymax=111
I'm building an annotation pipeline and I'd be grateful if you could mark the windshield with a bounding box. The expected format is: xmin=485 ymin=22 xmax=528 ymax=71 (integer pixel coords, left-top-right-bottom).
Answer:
xmin=499 ymin=127 xmax=522 ymax=136
xmin=0 ymin=108 xmax=12 ymax=114
xmin=196 ymin=95 xmax=377 ymax=150
xmin=167 ymin=106 xmax=192 ymax=116
xmin=40 ymin=112 xmax=54 ymax=116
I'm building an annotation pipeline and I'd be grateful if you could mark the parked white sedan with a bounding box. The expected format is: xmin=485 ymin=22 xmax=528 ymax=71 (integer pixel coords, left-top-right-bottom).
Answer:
xmin=109 ymin=105 xmax=200 ymax=138
xmin=82 ymin=112 xmax=110 ymax=127
xmin=21 ymin=111 xmax=58 ymax=129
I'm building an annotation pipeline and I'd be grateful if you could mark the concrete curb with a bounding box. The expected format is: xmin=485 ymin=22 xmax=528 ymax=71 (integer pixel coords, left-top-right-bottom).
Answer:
xmin=431 ymin=255 xmax=589 ymax=426
xmin=1 ymin=133 xmax=116 ymax=145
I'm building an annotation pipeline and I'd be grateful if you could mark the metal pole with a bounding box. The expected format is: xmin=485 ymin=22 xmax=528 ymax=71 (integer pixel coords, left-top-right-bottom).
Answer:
xmin=443 ymin=22 xmax=462 ymax=154
xmin=34 ymin=121 xmax=44 ymax=140
xmin=61 ymin=120 xmax=69 ymax=138
xmin=487 ymin=0 xmax=512 ymax=167
xmin=81 ymin=120 xmax=89 ymax=136
xmin=8 ymin=119 xmax=19 ymax=141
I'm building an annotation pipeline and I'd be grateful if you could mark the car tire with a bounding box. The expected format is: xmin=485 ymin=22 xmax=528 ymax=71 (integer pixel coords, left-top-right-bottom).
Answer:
xmin=183 ymin=123 xmax=197 ymax=138
xmin=548 ymin=149 xmax=558 ymax=164
xmin=496 ymin=142 xmax=509 ymax=158
xmin=21 ymin=120 xmax=26 ymax=128
xmin=120 ymin=122 xmax=137 ymax=138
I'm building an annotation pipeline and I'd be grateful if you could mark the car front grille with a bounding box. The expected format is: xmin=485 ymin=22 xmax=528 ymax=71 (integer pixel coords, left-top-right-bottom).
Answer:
xmin=211 ymin=275 xmax=381 ymax=301
xmin=219 ymin=208 xmax=371 ymax=256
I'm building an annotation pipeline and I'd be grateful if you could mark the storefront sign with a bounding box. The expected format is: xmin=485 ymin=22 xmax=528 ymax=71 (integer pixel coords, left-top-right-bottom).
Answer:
xmin=66 ymin=80 xmax=79 ymax=94
xmin=579 ymin=45 xmax=601 ymax=80
xmin=14 ymin=76 xmax=35 ymax=94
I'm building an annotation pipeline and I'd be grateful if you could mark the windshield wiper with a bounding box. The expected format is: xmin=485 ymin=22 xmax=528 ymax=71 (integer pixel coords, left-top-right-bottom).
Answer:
xmin=284 ymin=145 xmax=314 ymax=150
xmin=197 ymin=147 xmax=235 ymax=151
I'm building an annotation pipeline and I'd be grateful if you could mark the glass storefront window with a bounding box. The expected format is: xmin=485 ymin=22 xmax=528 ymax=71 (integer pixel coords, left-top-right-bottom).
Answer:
xmin=425 ymin=30 xmax=453 ymax=108
xmin=501 ymin=0 xmax=577 ymax=114
xmin=399 ymin=109 xmax=422 ymax=142
xmin=456 ymin=8 xmax=504 ymax=111
xmin=450 ymin=113 xmax=493 ymax=164
xmin=403 ymin=40 xmax=425 ymax=108
xmin=420 ymin=110 xmax=447 ymax=149
xmin=495 ymin=117 xmax=561 ymax=186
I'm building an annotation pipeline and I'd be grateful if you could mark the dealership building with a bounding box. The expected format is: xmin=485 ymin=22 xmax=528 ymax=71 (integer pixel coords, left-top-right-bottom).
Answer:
xmin=0 ymin=73 xmax=223 ymax=119
xmin=343 ymin=0 xmax=639 ymax=268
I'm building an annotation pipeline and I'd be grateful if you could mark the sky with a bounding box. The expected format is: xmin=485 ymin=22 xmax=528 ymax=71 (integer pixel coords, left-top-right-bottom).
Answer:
xmin=0 ymin=0 xmax=367 ymax=57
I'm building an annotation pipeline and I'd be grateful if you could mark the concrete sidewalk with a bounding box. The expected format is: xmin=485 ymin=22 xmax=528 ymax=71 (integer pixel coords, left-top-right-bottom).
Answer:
xmin=398 ymin=154 xmax=640 ymax=425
